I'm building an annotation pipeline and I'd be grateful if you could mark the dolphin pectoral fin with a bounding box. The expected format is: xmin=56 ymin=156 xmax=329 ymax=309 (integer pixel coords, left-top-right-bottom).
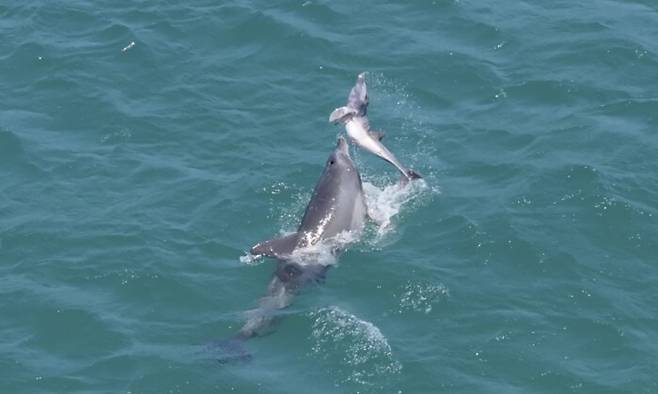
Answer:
xmin=369 ymin=130 xmax=385 ymax=141
xmin=250 ymin=233 xmax=299 ymax=259
xmin=329 ymin=106 xmax=357 ymax=123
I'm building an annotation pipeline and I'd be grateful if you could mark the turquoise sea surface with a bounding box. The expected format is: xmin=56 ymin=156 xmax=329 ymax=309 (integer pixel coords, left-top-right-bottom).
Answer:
xmin=2 ymin=1 xmax=658 ymax=393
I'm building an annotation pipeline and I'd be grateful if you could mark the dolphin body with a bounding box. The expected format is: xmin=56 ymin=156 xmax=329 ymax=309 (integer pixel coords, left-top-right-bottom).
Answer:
xmin=329 ymin=72 xmax=421 ymax=182
xmin=239 ymin=137 xmax=367 ymax=339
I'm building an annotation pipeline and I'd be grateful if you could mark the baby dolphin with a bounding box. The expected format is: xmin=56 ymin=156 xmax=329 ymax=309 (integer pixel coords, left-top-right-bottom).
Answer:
xmin=329 ymin=72 xmax=421 ymax=182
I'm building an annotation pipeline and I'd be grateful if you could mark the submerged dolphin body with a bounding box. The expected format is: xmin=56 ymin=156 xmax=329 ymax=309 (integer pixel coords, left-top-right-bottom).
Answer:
xmin=240 ymin=137 xmax=367 ymax=338
xmin=329 ymin=72 xmax=421 ymax=182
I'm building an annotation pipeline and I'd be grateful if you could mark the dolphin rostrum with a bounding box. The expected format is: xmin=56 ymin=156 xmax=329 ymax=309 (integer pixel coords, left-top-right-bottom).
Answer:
xmin=329 ymin=72 xmax=421 ymax=182
xmin=240 ymin=137 xmax=367 ymax=339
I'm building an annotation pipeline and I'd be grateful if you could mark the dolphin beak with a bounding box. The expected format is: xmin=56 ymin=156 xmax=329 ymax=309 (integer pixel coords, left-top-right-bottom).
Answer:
xmin=336 ymin=137 xmax=349 ymax=155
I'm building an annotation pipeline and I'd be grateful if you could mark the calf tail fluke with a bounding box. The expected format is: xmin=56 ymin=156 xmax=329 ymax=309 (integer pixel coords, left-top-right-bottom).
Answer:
xmin=399 ymin=169 xmax=423 ymax=187
xmin=407 ymin=169 xmax=422 ymax=180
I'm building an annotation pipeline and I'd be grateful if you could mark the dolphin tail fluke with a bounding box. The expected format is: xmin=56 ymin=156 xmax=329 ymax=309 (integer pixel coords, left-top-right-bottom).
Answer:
xmin=407 ymin=169 xmax=422 ymax=180
xmin=250 ymin=233 xmax=299 ymax=259
xmin=204 ymin=335 xmax=253 ymax=365
xmin=329 ymin=106 xmax=357 ymax=124
xmin=399 ymin=169 xmax=422 ymax=187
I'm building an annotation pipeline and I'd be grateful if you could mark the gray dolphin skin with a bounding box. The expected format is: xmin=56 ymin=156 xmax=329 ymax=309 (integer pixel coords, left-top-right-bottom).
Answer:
xmin=329 ymin=72 xmax=422 ymax=182
xmin=240 ymin=137 xmax=367 ymax=338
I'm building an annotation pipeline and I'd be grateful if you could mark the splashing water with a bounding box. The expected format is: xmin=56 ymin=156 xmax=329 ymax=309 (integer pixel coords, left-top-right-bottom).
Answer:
xmin=363 ymin=179 xmax=429 ymax=238
xmin=310 ymin=306 xmax=402 ymax=387
xmin=397 ymin=280 xmax=450 ymax=314
xmin=288 ymin=230 xmax=359 ymax=267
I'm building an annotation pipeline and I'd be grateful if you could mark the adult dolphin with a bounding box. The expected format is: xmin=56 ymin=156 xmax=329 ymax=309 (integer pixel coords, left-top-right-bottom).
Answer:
xmin=329 ymin=72 xmax=422 ymax=182
xmin=239 ymin=137 xmax=368 ymax=341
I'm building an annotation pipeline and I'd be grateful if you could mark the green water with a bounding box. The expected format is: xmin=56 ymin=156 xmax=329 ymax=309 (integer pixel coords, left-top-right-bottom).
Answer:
xmin=2 ymin=1 xmax=658 ymax=393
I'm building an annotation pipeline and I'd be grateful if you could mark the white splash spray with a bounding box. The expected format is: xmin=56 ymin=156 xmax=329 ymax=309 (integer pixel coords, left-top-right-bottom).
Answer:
xmin=363 ymin=179 xmax=428 ymax=237
xmin=310 ymin=306 xmax=402 ymax=386
xmin=397 ymin=280 xmax=450 ymax=314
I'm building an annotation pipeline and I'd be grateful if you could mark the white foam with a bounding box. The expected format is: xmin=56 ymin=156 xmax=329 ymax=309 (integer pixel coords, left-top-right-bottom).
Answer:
xmin=363 ymin=178 xmax=429 ymax=238
xmin=287 ymin=234 xmax=342 ymax=267
xmin=238 ymin=253 xmax=260 ymax=265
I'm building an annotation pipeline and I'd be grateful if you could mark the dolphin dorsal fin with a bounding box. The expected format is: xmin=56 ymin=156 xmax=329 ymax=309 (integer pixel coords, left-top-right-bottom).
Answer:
xmin=250 ymin=233 xmax=299 ymax=259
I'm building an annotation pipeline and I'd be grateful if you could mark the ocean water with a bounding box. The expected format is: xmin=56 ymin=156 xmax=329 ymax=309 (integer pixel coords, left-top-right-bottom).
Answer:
xmin=2 ymin=1 xmax=658 ymax=393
